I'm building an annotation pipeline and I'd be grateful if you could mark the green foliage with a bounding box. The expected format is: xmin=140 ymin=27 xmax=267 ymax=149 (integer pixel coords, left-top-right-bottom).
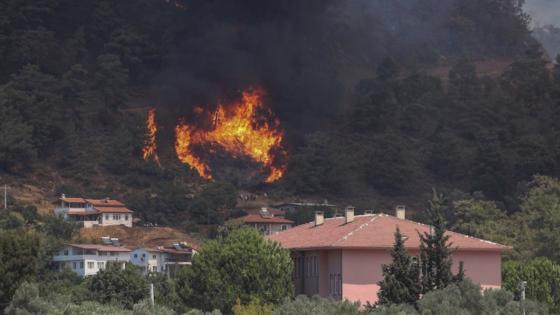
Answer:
xmin=5 ymin=282 xmax=61 ymax=315
xmin=176 ymin=228 xmax=293 ymax=313
xmin=283 ymin=133 xmax=351 ymax=195
xmin=419 ymin=191 xmax=456 ymax=293
xmin=370 ymin=303 xmax=417 ymax=315
xmin=232 ymin=299 xmax=273 ymax=315
xmin=146 ymin=272 xmax=181 ymax=311
xmin=0 ymin=100 xmax=36 ymax=172
xmin=85 ymin=264 xmax=148 ymax=309
xmin=0 ymin=231 xmax=42 ymax=307
xmin=272 ymin=295 xmax=361 ymax=315
xmin=94 ymin=54 xmax=129 ymax=110
xmin=377 ymin=228 xmax=421 ymax=306
xmin=503 ymin=258 xmax=560 ymax=313
xmin=0 ymin=211 xmax=26 ymax=229
xmin=452 ymin=199 xmax=511 ymax=244
xmin=516 ymin=176 xmax=560 ymax=261
xmin=132 ymin=299 xmax=175 ymax=315
xmin=417 ymin=279 xmax=548 ymax=315
xmin=189 ymin=181 xmax=237 ymax=224
xmin=40 ymin=215 xmax=78 ymax=240
xmin=64 ymin=301 xmax=132 ymax=314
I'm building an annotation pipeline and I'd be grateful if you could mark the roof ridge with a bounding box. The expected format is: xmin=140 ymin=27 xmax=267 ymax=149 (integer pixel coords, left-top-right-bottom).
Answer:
xmin=382 ymin=214 xmax=509 ymax=248
xmin=332 ymin=215 xmax=381 ymax=246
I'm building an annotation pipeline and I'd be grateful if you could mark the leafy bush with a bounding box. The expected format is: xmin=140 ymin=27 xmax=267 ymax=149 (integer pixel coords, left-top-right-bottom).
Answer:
xmin=503 ymin=258 xmax=560 ymax=313
xmin=417 ymin=279 xmax=548 ymax=315
xmin=176 ymin=228 xmax=293 ymax=313
xmin=85 ymin=264 xmax=147 ymax=309
xmin=272 ymin=295 xmax=361 ymax=315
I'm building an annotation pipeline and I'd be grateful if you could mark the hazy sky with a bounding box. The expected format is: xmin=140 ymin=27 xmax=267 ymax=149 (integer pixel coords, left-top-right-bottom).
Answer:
xmin=525 ymin=0 xmax=560 ymax=26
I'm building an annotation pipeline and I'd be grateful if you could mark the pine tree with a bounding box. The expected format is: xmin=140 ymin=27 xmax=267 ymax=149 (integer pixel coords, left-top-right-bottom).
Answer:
xmin=377 ymin=227 xmax=421 ymax=306
xmin=419 ymin=190 xmax=455 ymax=293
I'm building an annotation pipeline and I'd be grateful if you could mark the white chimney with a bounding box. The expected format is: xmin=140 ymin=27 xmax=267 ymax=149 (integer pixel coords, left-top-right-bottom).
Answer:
xmin=314 ymin=211 xmax=324 ymax=226
xmin=110 ymin=238 xmax=120 ymax=246
xmin=345 ymin=206 xmax=355 ymax=224
xmin=395 ymin=205 xmax=406 ymax=220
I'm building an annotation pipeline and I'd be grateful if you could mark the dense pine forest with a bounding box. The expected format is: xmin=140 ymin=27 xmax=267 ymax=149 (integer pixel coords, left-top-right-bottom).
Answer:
xmin=0 ymin=0 xmax=549 ymax=216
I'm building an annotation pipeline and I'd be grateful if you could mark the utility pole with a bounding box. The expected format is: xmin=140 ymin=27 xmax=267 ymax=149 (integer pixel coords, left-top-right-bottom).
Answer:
xmin=149 ymin=283 xmax=154 ymax=307
xmin=520 ymin=280 xmax=527 ymax=315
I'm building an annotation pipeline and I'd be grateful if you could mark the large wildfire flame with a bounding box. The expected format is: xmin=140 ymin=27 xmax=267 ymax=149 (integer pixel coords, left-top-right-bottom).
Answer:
xmin=175 ymin=88 xmax=287 ymax=182
xmin=142 ymin=108 xmax=161 ymax=165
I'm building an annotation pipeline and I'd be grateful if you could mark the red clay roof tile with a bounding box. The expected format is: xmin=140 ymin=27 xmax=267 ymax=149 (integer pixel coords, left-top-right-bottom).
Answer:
xmin=267 ymin=214 xmax=510 ymax=252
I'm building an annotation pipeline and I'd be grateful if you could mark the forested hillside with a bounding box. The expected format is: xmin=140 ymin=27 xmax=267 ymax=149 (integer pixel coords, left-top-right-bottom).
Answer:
xmin=0 ymin=0 xmax=549 ymax=221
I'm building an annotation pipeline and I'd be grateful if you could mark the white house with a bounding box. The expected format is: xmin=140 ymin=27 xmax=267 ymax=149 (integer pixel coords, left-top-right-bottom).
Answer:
xmin=130 ymin=243 xmax=197 ymax=277
xmin=236 ymin=207 xmax=294 ymax=235
xmin=52 ymin=243 xmax=131 ymax=277
xmin=54 ymin=195 xmax=134 ymax=228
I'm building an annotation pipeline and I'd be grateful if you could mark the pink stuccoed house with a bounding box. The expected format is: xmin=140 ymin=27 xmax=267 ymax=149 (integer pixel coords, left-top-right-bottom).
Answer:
xmin=267 ymin=206 xmax=510 ymax=305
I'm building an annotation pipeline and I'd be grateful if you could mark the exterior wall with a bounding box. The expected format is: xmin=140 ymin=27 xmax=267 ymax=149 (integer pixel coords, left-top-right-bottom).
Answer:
xmin=53 ymin=246 xmax=130 ymax=277
xmin=130 ymin=249 xmax=165 ymax=274
xmin=270 ymin=223 xmax=291 ymax=234
xmin=293 ymin=248 xmax=503 ymax=305
xmin=251 ymin=223 xmax=291 ymax=235
xmin=453 ymin=251 xmax=502 ymax=289
xmin=100 ymin=212 xmax=133 ymax=227
xmin=341 ymin=250 xmax=391 ymax=305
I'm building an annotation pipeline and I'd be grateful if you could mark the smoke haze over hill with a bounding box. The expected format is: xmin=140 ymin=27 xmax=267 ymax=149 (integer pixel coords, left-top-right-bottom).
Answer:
xmin=525 ymin=0 xmax=560 ymax=26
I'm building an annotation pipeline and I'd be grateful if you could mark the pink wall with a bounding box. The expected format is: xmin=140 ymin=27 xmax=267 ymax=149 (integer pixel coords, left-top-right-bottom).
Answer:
xmin=296 ymin=248 xmax=503 ymax=304
xmin=453 ymin=251 xmax=502 ymax=289
xmin=341 ymin=250 xmax=391 ymax=305
xmin=340 ymin=249 xmax=503 ymax=305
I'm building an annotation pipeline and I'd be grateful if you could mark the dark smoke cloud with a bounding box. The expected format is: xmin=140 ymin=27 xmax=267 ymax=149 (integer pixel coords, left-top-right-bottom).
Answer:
xmin=146 ymin=0 xmax=524 ymax=141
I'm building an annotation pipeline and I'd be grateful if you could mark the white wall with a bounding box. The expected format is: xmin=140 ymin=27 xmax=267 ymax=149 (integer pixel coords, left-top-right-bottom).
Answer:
xmin=53 ymin=246 xmax=130 ymax=277
xmin=130 ymin=249 xmax=165 ymax=274
xmin=100 ymin=212 xmax=133 ymax=227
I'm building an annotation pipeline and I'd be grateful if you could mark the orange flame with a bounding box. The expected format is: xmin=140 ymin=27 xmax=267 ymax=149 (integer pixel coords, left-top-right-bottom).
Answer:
xmin=142 ymin=108 xmax=161 ymax=165
xmin=175 ymin=88 xmax=287 ymax=182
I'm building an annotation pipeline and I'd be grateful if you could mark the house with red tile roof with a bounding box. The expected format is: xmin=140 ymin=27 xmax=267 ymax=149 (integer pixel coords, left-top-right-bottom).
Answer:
xmin=235 ymin=207 xmax=294 ymax=235
xmin=54 ymin=194 xmax=134 ymax=228
xmin=267 ymin=206 xmax=510 ymax=305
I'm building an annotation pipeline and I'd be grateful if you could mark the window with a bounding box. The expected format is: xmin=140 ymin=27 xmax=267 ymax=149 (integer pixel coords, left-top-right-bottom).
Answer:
xmin=125 ymin=215 xmax=129 ymax=221
xmin=281 ymin=224 xmax=288 ymax=231
xmin=329 ymin=273 xmax=342 ymax=296
xmin=152 ymin=266 xmax=157 ymax=272
xmin=113 ymin=214 xmax=121 ymax=220
xmin=134 ymin=254 xmax=138 ymax=258
xmin=97 ymin=262 xmax=105 ymax=269
xmin=87 ymin=262 xmax=94 ymax=269
xmin=73 ymin=262 xmax=77 ymax=269
xmin=152 ymin=255 xmax=157 ymax=259
xmin=142 ymin=253 xmax=146 ymax=258
xmin=64 ymin=249 xmax=69 ymax=256
xmin=105 ymin=214 xmax=109 ymax=220
xmin=80 ymin=261 xmax=84 ymax=269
